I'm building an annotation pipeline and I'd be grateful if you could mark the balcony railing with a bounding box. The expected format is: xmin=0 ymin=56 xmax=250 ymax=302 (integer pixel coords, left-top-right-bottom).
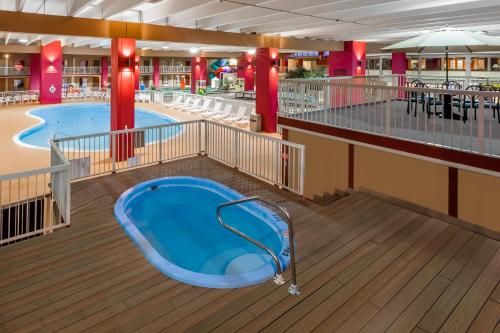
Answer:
xmin=160 ymin=66 xmax=191 ymax=73
xmin=279 ymin=77 xmax=500 ymax=158
xmin=140 ymin=66 xmax=153 ymax=74
xmin=62 ymin=67 xmax=101 ymax=75
xmin=0 ymin=67 xmax=30 ymax=76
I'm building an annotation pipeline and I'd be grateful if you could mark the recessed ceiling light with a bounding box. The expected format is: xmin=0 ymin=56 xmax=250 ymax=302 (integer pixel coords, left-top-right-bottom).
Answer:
xmin=247 ymin=49 xmax=256 ymax=55
xmin=162 ymin=46 xmax=169 ymax=49
xmin=19 ymin=39 xmax=28 ymax=43
xmin=190 ymin=48 xmax=199 ymax=54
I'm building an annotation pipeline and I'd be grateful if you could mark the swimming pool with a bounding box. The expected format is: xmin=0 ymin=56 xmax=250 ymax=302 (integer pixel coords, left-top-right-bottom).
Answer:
xmin=114 ymin=177 xmax=290 ymax=288
xmin=15 ymin=103 xmax=179 ymax=149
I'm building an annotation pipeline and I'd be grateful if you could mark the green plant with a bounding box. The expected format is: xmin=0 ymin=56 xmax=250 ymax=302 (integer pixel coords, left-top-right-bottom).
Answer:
xmin=285 ymin=66 xmax=325 ymax=79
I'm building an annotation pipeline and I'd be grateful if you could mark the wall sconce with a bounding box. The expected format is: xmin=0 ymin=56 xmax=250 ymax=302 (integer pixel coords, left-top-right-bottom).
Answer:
xmin=271 ymin=57 xmax=280 ymax=67
xmin=357 ymin=59 xmax=363 ymax=67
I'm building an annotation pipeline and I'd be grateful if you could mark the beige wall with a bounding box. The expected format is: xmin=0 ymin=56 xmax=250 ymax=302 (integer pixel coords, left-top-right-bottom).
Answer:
xmin=354 ymin=146 xmax=449 ymax=215
xmin=458 ymin=170 xmax=500 ymax=233
xmin=288 ymin=129 xmax=349 ymax=199
xmin=287 ymin=128 xmax=500 ymax=234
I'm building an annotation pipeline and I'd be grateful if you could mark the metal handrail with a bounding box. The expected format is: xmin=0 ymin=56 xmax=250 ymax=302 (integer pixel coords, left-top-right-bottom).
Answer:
xmin=216 ymin=196 xmax=300 ymax=296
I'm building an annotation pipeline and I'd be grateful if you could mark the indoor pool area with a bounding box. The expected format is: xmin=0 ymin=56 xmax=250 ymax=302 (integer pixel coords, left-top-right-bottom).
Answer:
xmin=0 ymin=0 xmax=499 ymax=332
xmin=15 ymin=103 xmax=178 ymax=149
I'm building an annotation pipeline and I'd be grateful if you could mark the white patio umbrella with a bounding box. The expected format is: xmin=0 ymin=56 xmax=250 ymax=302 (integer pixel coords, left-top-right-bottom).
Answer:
xmin=383 ymin=28 xmax=500 ymax=83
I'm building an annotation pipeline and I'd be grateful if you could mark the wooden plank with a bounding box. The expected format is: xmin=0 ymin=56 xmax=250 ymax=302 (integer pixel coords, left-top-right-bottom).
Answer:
xmin=335 ymin=302 xmax=379 ymax=333
xmin=439 ymin=248 xmax=500 ymax=333
xmin=417 ymin=238 xmax=500 ymax=332
xmin=468 ymin=300 xmax=500 ymax=333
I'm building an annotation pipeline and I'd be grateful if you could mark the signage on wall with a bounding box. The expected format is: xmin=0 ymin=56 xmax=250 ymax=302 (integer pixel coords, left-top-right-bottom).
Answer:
xmin=49 ymin=84 xmax=56 ymax=94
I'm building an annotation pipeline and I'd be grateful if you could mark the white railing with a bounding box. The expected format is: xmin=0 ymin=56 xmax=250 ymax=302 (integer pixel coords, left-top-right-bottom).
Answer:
xmin=51 ymin=120 xmax=305 ymax=195
xmin=168 ymin=91 xmax=256 ymax=113
xmin=140 ymin=66 xmax=153 ymax=74
xmin=0 ymin=90 xmax=39 ymax=106
xmin=62 ymin=67 xmax=102 ymax=75
xmin=160 ymin=66 xmax=191 ymax=73
xmin=0 ymin=155 xmax=70 ymax=246
xmin=62 ymin=87 xmax=108 ymax=100
xmin=279 ymin=78 xmax=500 ymax=158
xmin=0 ymin=67 xmax=30 ymax=76
xmin=380 ymin=74 xmax=500 ymax=90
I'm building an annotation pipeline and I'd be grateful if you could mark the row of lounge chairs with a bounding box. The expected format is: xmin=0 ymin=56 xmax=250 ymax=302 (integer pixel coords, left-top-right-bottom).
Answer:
xmin=0 ymin=93 xmax=39 ymax=106
xmin=166 ymin=95 xmax=253 ymax=126
xmin=63 ymin=90 xmax=109 ymax=100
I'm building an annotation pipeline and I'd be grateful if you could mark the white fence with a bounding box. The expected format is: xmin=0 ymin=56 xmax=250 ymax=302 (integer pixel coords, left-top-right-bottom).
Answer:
xmin=51 ymin=120 xmax=305 ymax=195
xmin=279 ymin=78 xmax=500 ymax=158
xmin=160 ymin=66 xmax=191 ymax=73
xmin=0 ymin=90 xmax=39 ymax=106
xmin=63 ymin=67 xmax=101 ymax=75
xmin=0 ymin=67 xmax=30 ymax=76
xmin=0 ymin=152 xmax=70 ymax=246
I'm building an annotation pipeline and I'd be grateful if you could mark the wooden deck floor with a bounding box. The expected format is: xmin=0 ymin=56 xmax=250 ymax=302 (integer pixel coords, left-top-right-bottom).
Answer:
xmin=0 ymin=157 xmax=499 ymax=332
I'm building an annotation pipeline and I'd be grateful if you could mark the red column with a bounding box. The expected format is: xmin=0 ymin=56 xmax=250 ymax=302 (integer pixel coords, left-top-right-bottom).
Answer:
xmin=134 ymin=56 xmax=140 ymax=90
xmin=237 ymin=53 xmax=255 ymax=91
xmin=328 ymin=41 xmax=366 ymax=77
xmin=391 ymin=52 xmax=406 ymax=75
xmin=111 ymin=37 xmax=136 ymax=162
xmin=101 ymin=56 xmax=108 ymax=89
xmin=153 ymin=57 xmax=160 ymax=88
xmin=39 ymin=41 xmax=62 ymax=104
xmin=392 ymin=52 xmax=407 ymax=99
xmin=190 ymin=57 xmax=207 ymax=94
xmin=256 ymin=47 xmax=279 ymax=133
xmin=29 ymin=53 xmax=40 ymax=91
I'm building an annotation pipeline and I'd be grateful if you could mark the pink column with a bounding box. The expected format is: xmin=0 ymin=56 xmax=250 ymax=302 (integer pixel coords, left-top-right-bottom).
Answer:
xmin=256 ymin=47 xmax=279 ymax=133
xmin=134 ymin=56 xmax=140 ymax=90
xmin=392 ymin=52 xmax=407 ymax=98
xmin=190 ymin=57 xmax=208 ymax=94
xmin=110 ymin=37 xmax=136 ymax=161
xmin=328 ymin=41 xmax=366 ymax=77
xmin=101 ymin=56 xmax=108 ymax=89
xmin=39 ymin=41 xmax=62 ymax=104
xmin=153 ymin=57 xmax=160 ymax=88
xmin=29 ymin=53 xmax=40 ymax=91
xmin=391 ymin=52 xmax=407 ymax=75
xmin=237 ymin=53 xmax=255 ymax=91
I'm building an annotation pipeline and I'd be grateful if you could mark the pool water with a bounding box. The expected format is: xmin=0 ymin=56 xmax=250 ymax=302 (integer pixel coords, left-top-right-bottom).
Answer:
xmin=15 ymin=103 xmax=179 ymax=149
xmin=114 ymin=177 xmax=290 ymax=288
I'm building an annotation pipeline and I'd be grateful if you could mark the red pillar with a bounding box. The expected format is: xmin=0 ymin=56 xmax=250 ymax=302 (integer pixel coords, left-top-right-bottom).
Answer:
xmin=39 ymin=41 xmax=62 ymax=104
xmin=190 ymin=57 xmax=207 ymax=94
xmin=391 ymin=52 xmax=407 ymax=75
xmin=101 ymin=56 xmax=109 ymax=89
xmin=134 ymin=56 xmax=140 ymax=90
xmin=237 ymin=53 xmax=255 ymax=91
xmin=29 ymin=53 xmax=40 ymax=91
xmin=111 ymin=37 xmax=136 ymax=162
xmin=328 ymin=41 xmax=366 ymax=77
xmin=153 ymin=57 xmax=160 ymax=88
xmin=256 ymin=47 xmax=279 ymax=133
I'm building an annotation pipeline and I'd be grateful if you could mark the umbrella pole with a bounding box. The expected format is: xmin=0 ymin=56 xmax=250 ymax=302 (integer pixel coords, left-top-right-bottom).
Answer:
xmin=445 ymin=46 xmax=449 ymax=85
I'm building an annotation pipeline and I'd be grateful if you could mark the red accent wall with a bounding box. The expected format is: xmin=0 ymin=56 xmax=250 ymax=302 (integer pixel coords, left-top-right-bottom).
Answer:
xmin=29 ymin=53 xmax=40 ymax=91
xmin=101 ymin=56 xmax=108 ymax=88
xmin=39 ymin=41 xmax=62 ymax=104
xmin=111 ymin=37 xmax=136 ymax=161
xmin=190 ymin=57 xmax=208 ymax=94
xmin=134 ymin=56 xmax=140 ymax=90
xmin=256 ymin=47 xmax=279 ymax=133
xmin=391 ymin=52 xmax=407 ymax=74
xmin=153 ymin=57 xmax=160 ymax=88
xmin=328 ymin=41 xmax=366 ymax=77
xmin=237 ymin=53 xmax=255 ymax=91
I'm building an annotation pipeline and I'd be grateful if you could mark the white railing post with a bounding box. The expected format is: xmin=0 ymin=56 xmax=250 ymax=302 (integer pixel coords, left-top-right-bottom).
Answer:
xmin=158 ymin=127 xmax=163 ymax=162
xmin=477 ymin=95 xmax=485 ymax=154
xmin=235 ymin=131 xmax=240 ymax=168
xmin=111 ymin=133 xmax=116 ymax=172
xmin=299 ymin=146 xmax=305 ymax=196
xmin=385 ymin=90 xmax=391 ymax=135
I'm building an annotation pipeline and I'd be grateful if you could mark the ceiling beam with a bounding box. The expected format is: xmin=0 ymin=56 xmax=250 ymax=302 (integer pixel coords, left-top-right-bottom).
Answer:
xmin=102 ymin=0 xmax=146 ymax=19
xmin=5 ymin=33 xmax=11 ymax=45
xmin=69 ymin=0 xmax=96 ymax=17
xmin=16 ymin=0 xmax=27 ymax=12
xmin=0 ymin=10 xmax=341 ymax=51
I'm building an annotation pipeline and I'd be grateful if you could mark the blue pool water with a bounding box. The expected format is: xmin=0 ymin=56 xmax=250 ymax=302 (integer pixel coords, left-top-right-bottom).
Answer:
xmin=114 ymin=177 xmax=290 ymax=288
xmin=15 ymin=103 xmax=179 ymax=149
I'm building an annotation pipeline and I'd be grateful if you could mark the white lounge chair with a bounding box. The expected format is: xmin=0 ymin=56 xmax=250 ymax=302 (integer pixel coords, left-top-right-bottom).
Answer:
xmin=235 ymin=116 xmax=250 ymax=127
xmin=13 ymin=95 xmax=22 ymax=104
xmin=174 ymin=96 xmax=192 ymax=110
xmin=191 ymin=99 xmax=212 ymax=114
xmin=201 ymin=101 xmax=223 ymax=117
xmin=5 ymin=96 xmax=13 ymax=105
xmin=182 ymin=98 xmax=202 ymax=112
xmin=209 ymin=104 xmax=233 ymax=120
xmin=224 ymin=106 xmax=249 ymax=123
xmin=166 ymin=95 xmax=182 ymax=107
xmin=22 ymin=94 xmax=29 ymax=103
xmin=30 ymin=94 xmax=38 ymax=103
xmin=0 ymin=97 xmax=5 ymax=107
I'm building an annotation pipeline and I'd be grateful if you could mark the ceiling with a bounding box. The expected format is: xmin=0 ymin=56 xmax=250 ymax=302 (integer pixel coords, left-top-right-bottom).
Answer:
xmin=1 ymin=0 xmax=500 ymax=52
